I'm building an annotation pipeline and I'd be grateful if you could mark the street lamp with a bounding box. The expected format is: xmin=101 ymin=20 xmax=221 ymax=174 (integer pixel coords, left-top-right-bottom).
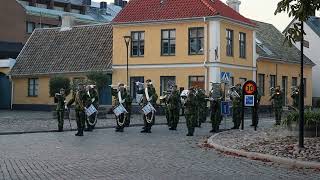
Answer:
xmin=123 ymin=35 xmax=131 ymax=86
xmin=299 ymin=21 xmax=304 ymax=148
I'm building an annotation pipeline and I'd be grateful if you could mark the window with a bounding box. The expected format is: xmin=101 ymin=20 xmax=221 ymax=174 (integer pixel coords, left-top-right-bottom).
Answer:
xmin=188 ymin=27 xmax=204 ymax=55
xmin=26 ymin=22 xmax=35 ymax=33
xmin=20 ymin=1 xmax=29 ymax=6
xmin=189 ymin=76 xmax=205 ymax=89
xmin=292 ymin=77 xmax=298 ymax=87
xmin=131 ymin=31 xmax=145 ymax=57
xmin=230 ymin=77 xmax=234 ymax=86
xmin=36 ymin=3 xmax=47 ymax=8
xmin=38 ymin=24 xmax=51 ymax=28
xmin=226 ymin=29 xmax=234 ymax=56
xmin=28 ymin=78 xmax=39 ymax=97
xmin=258 ymin=74 xmax=265 ymax=96
xmin=53 ymin=6 xmax=65 ymax=11
xmin=161 ymin=29 xmax=176 ymax=56
xmin=239 ymin=32 xmax=246 ymax=58
xmin=270 ymin=75 xmax=276 ymax=94
xmin=239 ymin=78 xmax=247 ymax=85
xmin=130 ymin=76 xmax=144 ymax=103
xmin=71 ymin=9 xmax=81 ymax=14
xmin=160 ymin=76 xmax=176 ymax=95
xmin=304 ymin=78 xmax=307 ymax=97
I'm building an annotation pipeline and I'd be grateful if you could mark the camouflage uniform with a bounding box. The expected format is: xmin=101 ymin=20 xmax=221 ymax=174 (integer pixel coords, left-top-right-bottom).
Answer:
xmin=231 ymin=86 xmax=242 ymax=129
xmin=184 ymin=90 xmax=197 ymax=136
xmin=271 ymin=89 xmax=284 ymax=125
xmin=85 ymin=88 xmax=99 ymax=131
xmin=291 ymin=87 xmax=299 ymax=109
xmin=55 ymin=90 xmax=65 ymax=132
xmin=114 ymin=88 xmax=131 ymax=132
xmin=251 ymin=91 xmax=261 ymax=127
xmin=67 ymin=89 xmax=89 ymax=136
xmin=196 ymin=89 xmax=207 ymax=127
xmin=124 ymin=94 xmax=132 ymax=127
xmin=167 ymin=88 xmax=180 ymax=130
xmin=141 ymin=82 xmax=158 ymax=133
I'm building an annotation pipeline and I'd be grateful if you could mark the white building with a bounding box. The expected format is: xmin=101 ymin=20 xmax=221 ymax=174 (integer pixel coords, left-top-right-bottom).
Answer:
xmin=285 ymin=16 xmax=320 ymax=104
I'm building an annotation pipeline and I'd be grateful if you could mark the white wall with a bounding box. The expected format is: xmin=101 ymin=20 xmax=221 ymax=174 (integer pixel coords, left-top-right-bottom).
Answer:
xmin=293 ymin=22 xmax=320 ymax=98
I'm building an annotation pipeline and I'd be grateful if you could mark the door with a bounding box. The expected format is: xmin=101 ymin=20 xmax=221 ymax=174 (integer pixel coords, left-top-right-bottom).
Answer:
xmin=282 ymin=76 xmax=288 ymax=106
xmin=0 ymin=73 xmax=11 ymax=109
xmin=99 ymin=74 xmax=112 ymax=105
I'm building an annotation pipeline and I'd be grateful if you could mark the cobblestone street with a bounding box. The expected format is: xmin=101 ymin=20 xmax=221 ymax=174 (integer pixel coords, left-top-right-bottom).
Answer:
xmin=0 ymin=111 xmax=319 ymax=179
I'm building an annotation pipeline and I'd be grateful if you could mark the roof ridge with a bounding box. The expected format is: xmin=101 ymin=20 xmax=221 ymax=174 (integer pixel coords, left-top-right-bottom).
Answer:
xmin=200 ymin=0 xmax=218 ymax=14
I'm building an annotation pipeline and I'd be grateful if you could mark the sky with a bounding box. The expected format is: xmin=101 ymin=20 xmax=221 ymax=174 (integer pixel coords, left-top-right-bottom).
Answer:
xmin=93 ymin=0 xmax=320 ymax=31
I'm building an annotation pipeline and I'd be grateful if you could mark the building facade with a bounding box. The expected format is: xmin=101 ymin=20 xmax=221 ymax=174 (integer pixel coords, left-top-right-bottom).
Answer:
xmin=112 ymin=0 xmax=257 ymax=103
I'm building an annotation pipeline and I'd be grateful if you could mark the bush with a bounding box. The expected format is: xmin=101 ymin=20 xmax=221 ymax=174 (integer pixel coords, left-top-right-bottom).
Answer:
xmin=86 ymin=71 xmax=109 ymax=91
xmin=284 ymin=110 xmax=320 ymax=127
xmin=49 ymin=76 xmax=71 ymax=97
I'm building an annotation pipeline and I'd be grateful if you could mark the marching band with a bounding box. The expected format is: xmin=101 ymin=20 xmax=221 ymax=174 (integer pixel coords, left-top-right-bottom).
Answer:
xmin=56 ymin=79 xmax=291 ymax=136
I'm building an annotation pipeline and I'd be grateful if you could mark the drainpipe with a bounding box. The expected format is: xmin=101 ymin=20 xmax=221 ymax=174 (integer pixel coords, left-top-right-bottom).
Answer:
xmin=9 ymin=75 xmax=13 ymax=110
xmin=203 ymin=17 xmax=209 ymax=92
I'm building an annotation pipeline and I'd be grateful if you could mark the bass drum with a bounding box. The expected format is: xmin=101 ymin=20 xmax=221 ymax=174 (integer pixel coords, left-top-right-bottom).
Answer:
xmin=87 ymin=112 xmax=98 ymax=127
xmin=115 ymin=113 xmax=128 ymax=126
xmin=144 ymin=110 xmax=155 ymax=125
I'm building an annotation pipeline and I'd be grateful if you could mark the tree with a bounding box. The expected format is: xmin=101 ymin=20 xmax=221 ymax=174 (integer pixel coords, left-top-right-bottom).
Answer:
xmin=275 ymin=0 xmax=320 ymax=44
xmin=275 ymin=0 xmax=320 ymax=148
xmin=49 ymin=76 xmax=71 ymax=97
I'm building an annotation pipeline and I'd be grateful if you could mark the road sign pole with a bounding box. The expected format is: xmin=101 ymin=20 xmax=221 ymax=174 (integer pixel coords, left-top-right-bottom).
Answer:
xmin=241 ymin=92 xmax=244 ymax=130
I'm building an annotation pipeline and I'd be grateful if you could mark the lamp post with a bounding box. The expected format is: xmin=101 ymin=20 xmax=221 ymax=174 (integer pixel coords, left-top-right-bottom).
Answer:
xmin=123 ymin=36 xmax=131 ymax=86
xmin=299 ymin=21 xmax=304 ymax=148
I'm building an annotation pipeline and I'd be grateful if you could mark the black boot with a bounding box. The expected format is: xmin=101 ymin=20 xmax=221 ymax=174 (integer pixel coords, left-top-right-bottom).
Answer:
xmin=58 ymin=127 xmax=63 ymax=132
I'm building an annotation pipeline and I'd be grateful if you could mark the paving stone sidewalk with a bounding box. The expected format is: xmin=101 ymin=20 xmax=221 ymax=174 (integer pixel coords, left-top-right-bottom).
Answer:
xmin=209 ymin=126 xmax=320 ymax=163
xmin=0 ymin=110 xmax=274 ymax=133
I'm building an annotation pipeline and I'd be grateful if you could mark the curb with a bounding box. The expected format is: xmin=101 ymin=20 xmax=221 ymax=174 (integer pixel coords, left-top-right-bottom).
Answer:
xmin=207 ymin=133 xmax=320 ymax=169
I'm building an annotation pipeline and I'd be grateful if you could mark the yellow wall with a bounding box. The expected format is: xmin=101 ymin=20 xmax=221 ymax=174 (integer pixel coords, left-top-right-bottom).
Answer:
xmin=113 ymin=21 xmax=207 ymax=66
xmin=113 ymin=67 xmax=205 ymax=95
xmin=220 ymin=67 xmax=254 ymax=85
xmin=257 ymin=60 xmax=313 ymax=106
xmin=12 ymin=74 xmax=87 ymax=105
xmin=219 ymin=21 xmax=254 ymax=67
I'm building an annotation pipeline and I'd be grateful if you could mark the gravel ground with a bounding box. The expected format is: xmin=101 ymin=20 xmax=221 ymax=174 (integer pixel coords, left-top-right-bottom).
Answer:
xmin=211 ymin=127 xmax=320 ymax=163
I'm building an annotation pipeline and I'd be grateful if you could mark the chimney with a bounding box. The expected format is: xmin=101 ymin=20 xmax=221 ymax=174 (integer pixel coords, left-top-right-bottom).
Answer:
xmin=100 ymin=1 xmax=107 ymax=14
xmin=226 ymin=0 xmax=241 ymax=13
xmin=83 ymin=0 xmax=91 ymax=6
xmin=60 ymin=14 xmax=74 ymax=31
xmin=122 ymin=1 xmax=127 ymax=7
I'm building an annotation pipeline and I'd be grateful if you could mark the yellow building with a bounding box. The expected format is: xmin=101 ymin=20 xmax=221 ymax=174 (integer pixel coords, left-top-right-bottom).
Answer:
xmin=112 ymin=0 xmax=256 ymax=102
xmin=112 ymin=0 xmax=314 ymax=106
xmin=10 ymin=23 xmax=113 ymax=110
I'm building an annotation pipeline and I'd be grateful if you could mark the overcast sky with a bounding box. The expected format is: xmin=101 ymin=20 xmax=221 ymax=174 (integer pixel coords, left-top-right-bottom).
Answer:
xmin=93 ymin=0 xmax=320 ymax=31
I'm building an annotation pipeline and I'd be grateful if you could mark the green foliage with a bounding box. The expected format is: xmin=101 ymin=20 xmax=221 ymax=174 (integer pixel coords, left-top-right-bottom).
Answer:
xmin=284 ymin=109 xmax=320 ymax=127
xmin=86 ymin=71 xmax=109 ymax=90
xmin=275 ymin=0 xmax=320 ymax=45
xmin=49 ymin=76 xmax=71 ymax=97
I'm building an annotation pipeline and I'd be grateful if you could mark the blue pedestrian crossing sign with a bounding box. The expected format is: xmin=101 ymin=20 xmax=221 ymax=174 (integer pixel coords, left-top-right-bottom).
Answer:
xmin=244 ymin=95 xmax=255 ymax=107
xmin=220 ymin=72 xmax=231 ymax=83
xmin=221 ymin=101 xmax=230 ymax=115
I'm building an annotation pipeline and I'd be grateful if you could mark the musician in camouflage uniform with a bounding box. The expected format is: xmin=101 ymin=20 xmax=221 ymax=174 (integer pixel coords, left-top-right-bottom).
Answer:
xmin=167 ymin=85 xmax=180 ymax=130
xmin=55 ymin=88 xmax=66 ymax=132
xmin=209 ymin=85 xmax=223 ymax=133
xmin=67 ymin=84 xmax=89 ymax=136
xmin=196 ymin=89 xmax=207 ymax=128
xmin=141 ymin=79 xmax=158 ymax=133
xmin=231 ymin=83 xmax=243 ymax=129
xmin=251 ymin=90 xmax=261 ymax=127
xmin=270 ymin=86 xmax=284 ymax=125
xmin=291 ymin=86 xmax=299 ymax=109
xmin=185 ymin=88 xmax=197 ymax=136
xmin=114 ymin=83 xmax=131 ymax=132
xmin=85 ymin=85 xmax=99 ymax=132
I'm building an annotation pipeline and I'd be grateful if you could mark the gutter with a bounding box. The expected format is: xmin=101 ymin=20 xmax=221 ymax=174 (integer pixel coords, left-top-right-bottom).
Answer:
xmin=10 ymin=69 xmax=113 ymax=78
xmin=203 ymin=17 xmax=209 ymax=92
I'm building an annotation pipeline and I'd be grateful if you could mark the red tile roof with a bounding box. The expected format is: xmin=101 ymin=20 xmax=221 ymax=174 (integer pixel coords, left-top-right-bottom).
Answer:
xmin=112 ymin=0 xmax=255 ymax=26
